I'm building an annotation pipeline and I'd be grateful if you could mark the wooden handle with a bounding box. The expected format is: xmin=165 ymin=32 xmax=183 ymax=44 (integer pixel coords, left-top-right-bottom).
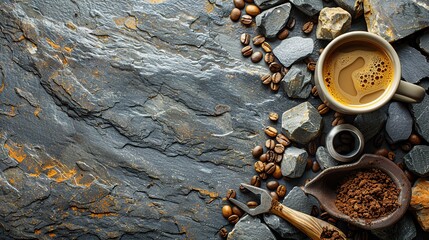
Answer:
xmin=269 ymin=200 xmax=347 ymax=240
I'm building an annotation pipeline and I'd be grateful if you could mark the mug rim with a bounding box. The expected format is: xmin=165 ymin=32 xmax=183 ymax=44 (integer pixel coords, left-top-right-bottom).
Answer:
xmin=316 ymin=31 xmax=401 ymax=114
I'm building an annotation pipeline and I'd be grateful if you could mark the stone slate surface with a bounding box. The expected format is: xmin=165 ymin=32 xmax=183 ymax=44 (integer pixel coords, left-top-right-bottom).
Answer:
xmin=411 ymin=80 xmax=429 ymax=142
xmin=256 ymin=3 xmax=292 ymax=38
xmin=385 ymin=102 xmax=413 ymax=143
xmin=315 ymin=146 xmax=338 ymax=169
xmin=227 ymin=215 xmax=276 ymax=240
xmin=281 ymin=63 xmax=313 ymax=98
xmin=371 ymin=213 xmax=417 ymax=240
xmin=289 ymin=0 xmax=324 ymax=16
xmin=419 ymin=31 xmax=429 ymax=55
xmin=273 ymin=37 xmax=314 ymax=67
xmin=354 ymin=107 xmax=387 ymax=141
xmin=396 ymin=44 xmax=429 ymax=84
xmin=404 ymin=145 xmax=429 ymax=177
xmin=254 ymin=0 xmax=288 ymax=10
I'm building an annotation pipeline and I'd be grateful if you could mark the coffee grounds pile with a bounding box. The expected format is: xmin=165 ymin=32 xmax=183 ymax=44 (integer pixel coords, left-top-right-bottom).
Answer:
xmin=335 ymin=168 xmax=400 ymax=220
xmin=320 ymin=227 xmax=343 ymax=240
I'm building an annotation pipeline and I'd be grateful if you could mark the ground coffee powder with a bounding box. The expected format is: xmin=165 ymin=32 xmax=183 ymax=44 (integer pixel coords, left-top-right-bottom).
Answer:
xmin=335 ymin=168 xmax=400 ymax=220
xmin=320 ymin=226 xmax=342 ymax=240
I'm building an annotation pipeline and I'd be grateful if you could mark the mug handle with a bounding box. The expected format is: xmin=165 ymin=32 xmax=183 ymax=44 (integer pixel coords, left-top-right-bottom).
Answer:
xmin=392 ymin=80 xmax=426 ymax=103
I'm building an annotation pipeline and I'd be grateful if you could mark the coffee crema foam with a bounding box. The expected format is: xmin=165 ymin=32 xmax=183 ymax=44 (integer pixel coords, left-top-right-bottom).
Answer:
xmin=323 ymin=43 xmax=394 ymax=106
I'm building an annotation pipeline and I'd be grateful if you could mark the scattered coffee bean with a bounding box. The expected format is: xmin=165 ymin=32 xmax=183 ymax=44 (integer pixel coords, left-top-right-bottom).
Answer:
xmin=320 ymin=211 xmax=330 ymax=220
xmin=317 ymin=103 xmax=330 ymax=115
xmin=332 ymin=117 xmax=345 ymax=126
xmin=271 ymin=72 xmax=282 ymax=84
xmin=241 ymin=45 xmax=253 ymax=57
xmin=312 ymin=161 xmax=320 ymax=172
xmin=264 ymin=126 xmax=278 ymax=137
xmin=408 ymin=133 xmax=422 ymax=145
xmin=275 ymin=153 xmax=283 ymax=164
xmin=264 ymin=53 xmax=275 ymax=64
xmin=274 ymin=144 xmax=285 ymax=154
xmin=328 ymin=217 xmax=337 ymax=224
xmin=307 ymin=140 xmax=318 ymax=156
xmin=306 ymin=158 xmax=313 ymax=170
xmin=269 ymin=62 xmax=282 ymax=72
xmin=266 ymin=150 xmax=276 ymax=163
xmin=222 ymin=205 xmax=233 ymax=218
xmin=259 ymin=172 xmax=268 ymax=180
xmin=270 ymin=82 xmax=279 ymax=91
xmin=230 ymin=8 xmax=241 ymax=22
xmin=273 ymin=165 xmax=283 ymax=179
xmin=319 ymin=48 xmax=324 ymax=54
xmin=232 ymin=206 xmax=243 ymax=217
xmin=239 ymin=184 xmax=248 ymax=193
xmin=240 ymin=33 xmax=251 ymax=45
xmin=251 ymin=145 xmax=263 ymax=158
xmin=228 ymin=214 xmax=240 ymax=224
xmin=261 ymin=42 xmax=272 ymax=53
xmin=226 ymin=189 xmax=236 ymax=200
xmin=259 ymin=153 xmax=268 ymax=162
xmin=247 ymin=201 xmax=258 ymax=208
xmin=269 ymin=112 xmax=279 ymax=121
xmin=277 ymin=28 xmax=289 ymax=40
xmin=245 ymin=4 xmax=260 ymax=17
xmin=404 ymin=170 xmax=415 ymax=183
xmin=233 ymin=0 xmax=245 ymax=9
xmin=265 ymin=139 xmax=276 ymax=149
xmin=261 ymin=74 xmax=271 ymax=85
xmin=307 ymin=61 xmax=316 ymax=71
xmin=311 ymin=86 xmax=319 ymax=97
xmin=265 ymin=162 xmax=276 ymax=174
xmin=250 ymin=175 xmax=261 ymax=187
xmin=401 ymin=142 xmax=412 ymax=152
xmin=267 ymin=180 xmax=280 ymax=190
xmin=244 ymin=0 xmax=254 ymax=2
xmin=387 ymin=151 xmax=395 ymax=161
xmin=302 ymin=21 xmax=314 ymax=34
xmin=251 ymin=51 xmax=263 ymax=63
xmin=270 ymin=191 xmax=279 ymax=201
xmin=281 ymin=67 xmax=289 ymax=76
xmin=240 ymin=15 xmax=253 ymax=26
xmin=254 ymin=161 xmax=265 ymax=173
xmin=276 ymin=134 xmax=291 ymax=147
xmin=286 ymin=17 xmax=296 ymax=29
xmin=397 ymin=162 xmax=405 ymax=170
xmin=252 ymin=34 xmax=265 ymax=46
xmin=375 ymin=148 xmax=389 ymax=157
xmin=311 ymin=205 xmax=320 ymax=217
xmin=219 ymin=227 xmax=228 ymax=238
xmin=276 ymin=185 xmax=287 ymax=198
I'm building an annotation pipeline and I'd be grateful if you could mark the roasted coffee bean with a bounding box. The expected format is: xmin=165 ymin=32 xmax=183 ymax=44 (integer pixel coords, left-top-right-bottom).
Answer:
xmin=319 ymin=48 xmax=324 ymax=54
xmin=261 ymin=42 xmax=272 ymax=53
xmin=261 ymin=74 xmax=271 ymax=85
xmin=245 ymin=4 xmax=260 ymax=17
xmin=251 ymin=51 xmax=263 ymax=63
xmin=250 ymin=175 xmax=261 ymax=187
xmin=312 ymin=161 xmax=320 ymax=172
xmin=304 ymin=57 xmax=315 ymax=64
xmin=230 ymin=8 xmax=241 ymax=22
xmin=286 ymin=17 xmax=296 ymax=29
xmin=328 ymin=218 xmax=337 ymax=224
xmin=259 ymin=172 xmax=268 ymax=180
xmin=266 ymin=150 xmax=276 ymax=163
xmin=264 ymin=126 xmax=278 ymax=137
xmin=408 ymin=133 xmax=422 ymax=145
xmin=265 ymin=162 xmax=276 ymax=174
xmin=306 ymin=158 xmax=313 ymax=170
xmin=244 ymin=0 xmax=254 ymax=2
xmin=259 ymin=153 xmax=268 ymax=162
xmin=274 ymin=144 xmax=285 ymax=154
xmin=219 ymin=227 xmax=228 ymax=238
xmin=266 ymin=180 xmax=279 ymax=190
xmin=311 ymin=85 xmax=319 ymax=97
xmin=232 ymin=206 xmax=243 ymax=217
xmin=273 ymin=165 xmax=283 ymax=179
xmin=233 ymin=0 xmax=245 ymax=9
xmin=281 ymin=67 xmax=289 ymax=76
xmin=276 ymin=134 xmax=291 ymax=147
xmin=251 ymin=145 xmax=263 ymax=158
xmin=265 ymin=139 xmax=276 ymax=149
xmin=252 ymin=34 xmax=265 ymax=46
xmin=239 ymin=184 xmax=248 ymax=193
xmin=277 ymin=28 xmax=290 ymax=40
xmin=241 ymin=45 xmax=253 ymax=57
xmin=269 ymin=112 xmax=279 ymax=121
xmin=240 ymin=33 xmax=251 ymax=45
xmin=222 ymin=205 xmax=233 ymax=218
xmin=311 ymin=205 xmax=319 ymax=217
xmin=397 ymin=162 xmax=405 ymax=170
xmin=332 ymin=117 xmax=345 ymax=126
xmin=269 ymin=62 xmax=282 ymax=72
xmin=320 ymin=211 xmax=330 ymax=220
xmin=271 ymin=72 xmax=282 ymax=84
xmin=404 ymin=170 xmax=415 ymax=183
xmin=276 ymin=185 xmax=287 ymax=198
xmin=302 ymin=21 xmax=314 ymax=34
xmin=270 ymin=191 xmax=279 ymax=201
xmin=317 ymin=103 xmax=330 ymax=115
xmin=254 ymin=161 xmax=265 ymax=173
xmin=275 ymin=153 xmax=283 ymax=163
xmin=307 ymin=140 xmax=318 ymax=156
xmin=401 ymin=142 xmax=412 ymax=152
xmin=375 ymin=148 xmax=389 ymax=157
xmin=226 ymin=189 xmax=236 ymax=200
xmin=270 ymin=82 xmax=280 ymax=91
xmin=307 ymin=61 xmax=316 ymax=71
xmin=228 ymin=214 xmax=239 ymax=224
xmin=247 ymin=201 xmax=258 ymax=208
xmin=240 ymin=15 xmax=253 ymax=26
xmin=264 ymin=53 xmax=275 ymax=64
xmin=387 ymin=151 xmax=395 ymax=161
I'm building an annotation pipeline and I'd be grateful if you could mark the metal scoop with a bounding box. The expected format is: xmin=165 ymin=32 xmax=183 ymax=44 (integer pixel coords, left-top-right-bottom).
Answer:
xmin=229 ymin=183 xmax=347 ymax=240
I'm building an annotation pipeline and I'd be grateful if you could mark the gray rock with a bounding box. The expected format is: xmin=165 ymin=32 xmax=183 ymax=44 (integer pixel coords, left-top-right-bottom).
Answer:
xmin=363 ymin=0 xmax=429 ymax=42
xmin=316 ymin=7 xmax=352 ymax=40
xmin=281 ymin=102 xmax=323 ymax=144
xmin=419 ymin=31 xmax=429 ymax=55
xmin=371 ymin=213 xmax=416 ymax=240
xmin=411 ymin=81 xmax=429 ymax=142
xmin=396 ymin=44 xmax=429 ymax=84
xmin=289 ymin=0 xmax=323 ymax=16
xmin=254 ymin=0 xmax=288 ymax=10
xmin=256 ymin=3 xmax=292 ymax=38
xmin=281 ymin=63 xmax=313 ymax=99
xmin=228 ymin=215 xmax=276 ymax=240
xmin=385 ymin=102 xmax=413 ymax=143
xmin=354 ymin=108 xmax=387 ymax=141
xmin=333 ymin=0 xmax=363 ymax=18
xmin=263 ymin=187 xmax=318 ymax=239
xmin=404 ymin=145 xmax=429 ymax=177
xmin=315 ymin=146 xmax=338 ymax=170
xmin=281 ymin=147 xmax=308 ymax=178
xmin=273 ymin=37 xmax=314 ymax=67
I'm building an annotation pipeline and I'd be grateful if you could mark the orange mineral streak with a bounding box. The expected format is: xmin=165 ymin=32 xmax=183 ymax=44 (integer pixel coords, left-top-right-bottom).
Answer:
xmin=411 ymin=179 xmax=429 ymax=208
xmin=205 ymin=1 xmax=214 ymax=13
xmin=63 ymin=46 xmax=73 ymax=53
xmin=192 ymin=188 xmax=219 ymax=203
xmin=0 ymin=78 xmax=5 ymax=94
xmin=34 ymin=229 xmax=41 ymax=235
xmin=34 ymin=107 xmax=41 ymax=118
xmin=4 ymin=143 xmax=27 ymax=163
xmin=148 ymin=0 xmax=166 ymax=3
xmin=90 ymin=212 xmax=119 ymax=218
xmin=45 ymin=38 xmax=61 ymax=49
xmin=48 ymin=233 xmax=56 ymax=238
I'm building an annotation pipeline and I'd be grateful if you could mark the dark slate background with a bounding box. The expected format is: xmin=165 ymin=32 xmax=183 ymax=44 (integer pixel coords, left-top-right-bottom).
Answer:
xmin=0 ymin=0 xmax=428 ymax=239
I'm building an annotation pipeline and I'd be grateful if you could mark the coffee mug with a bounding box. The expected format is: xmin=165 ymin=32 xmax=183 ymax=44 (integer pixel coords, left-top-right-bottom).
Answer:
xmin=315 ymin=31 xmax=425 ymax=114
